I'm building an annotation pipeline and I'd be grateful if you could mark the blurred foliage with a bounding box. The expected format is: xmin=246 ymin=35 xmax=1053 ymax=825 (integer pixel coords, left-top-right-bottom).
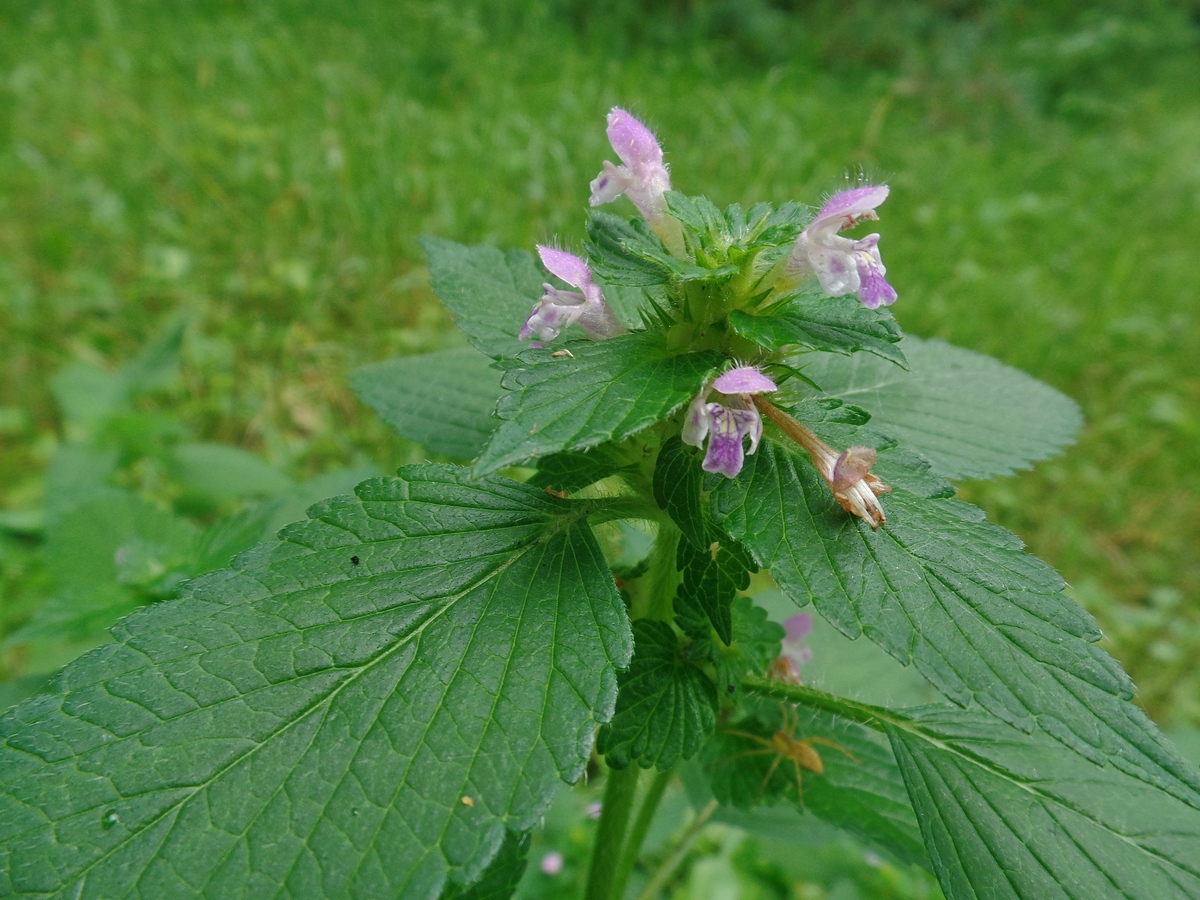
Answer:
xmin=0 ymin=0 xmax=1198 ymax=893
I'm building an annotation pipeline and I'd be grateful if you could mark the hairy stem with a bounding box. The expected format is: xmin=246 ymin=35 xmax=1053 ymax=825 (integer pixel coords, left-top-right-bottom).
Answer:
xmin=740 ymin=675 xmax=895 ymax=732
xmin=585 ymin=765 xmax=641 ymax=900
xmin=610 ymin=768 xmax=675 ymax=900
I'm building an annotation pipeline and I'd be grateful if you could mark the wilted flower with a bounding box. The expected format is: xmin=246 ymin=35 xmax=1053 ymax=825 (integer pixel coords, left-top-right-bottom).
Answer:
xmin=754 ymin=398 xmax=891 ymax=529
xmin=682 ymin=366 xmax=777 ymax=478
xmin=590 ymin=107 xmax=686 ymax=256
xmin=767 ymin=613 xmax=813 ymax=684
xmin=787 ymin=185 xmax=897 ymax=309
xmin=520 ymin=246 xmax=625 ymax=344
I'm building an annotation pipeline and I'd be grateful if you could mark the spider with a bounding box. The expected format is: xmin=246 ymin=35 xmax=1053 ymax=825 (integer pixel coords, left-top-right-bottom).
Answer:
xmin=719 ymin=704 xmax=858 ymax=806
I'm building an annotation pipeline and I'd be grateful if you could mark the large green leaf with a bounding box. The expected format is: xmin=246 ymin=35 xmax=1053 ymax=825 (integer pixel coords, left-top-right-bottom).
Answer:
xmin=730 ymin=293 xmax=905 ymax=367
xmin=675 ymin=521 xmax=756 ymax=646
xmin=798 ymin=336 xmax=1083 ymax=479
xmin=421 ymin=238 xmax=545 ymax=360
xmin=351 ymin=347 xmax=501 ymax=460
xmin=597 ymin=620 xmax=717 ymax=770
xmin=713 ymin=440 xmax=1200 ymax=805
xmin=0 ymin=466 xmax=631 ymax=898
xmin=473 ymin=334 xmax=723 ymax=476
xmin=705 ymin=703 xmax=929 ymax=869
xmin=170 ymin=443 xmax=293 ymax=503
xmin=887 ymin=705 xmax=1200 ymax=899
xmin=652 ymin=436 xmax=706 ymax=550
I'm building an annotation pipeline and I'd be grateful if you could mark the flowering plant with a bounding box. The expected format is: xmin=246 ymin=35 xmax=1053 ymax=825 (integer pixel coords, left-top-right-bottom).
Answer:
xmin=3 ymin=109 xmax=1199 ymax=900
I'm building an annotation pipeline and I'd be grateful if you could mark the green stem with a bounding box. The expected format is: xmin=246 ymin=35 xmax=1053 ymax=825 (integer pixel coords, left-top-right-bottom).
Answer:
xmin=610 ymin=767 xmax=675 ymax=900
xmin=740 ymin=675 xmax=901 ymax=733
xmin=635 ymin=799 xmax=719 ymax=900
xmin=584 ymin=764 xmax=641 ymax=900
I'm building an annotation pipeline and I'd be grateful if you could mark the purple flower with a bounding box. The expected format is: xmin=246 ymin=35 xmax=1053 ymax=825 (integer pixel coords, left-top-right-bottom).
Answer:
xmin=590 ymin=108 xmax=671 ymax=221
xmin=682 ymin=366 xmax=778 ymax=478
xmin=520 ymin=246 xmax=625 ymax=344
xmin=787 ymin=185 xmax=897 ymax=309
xmin=540 ymin=852 xmax=564 ymax=876
xmin=589 ymin=108 xmax=685 ymax=256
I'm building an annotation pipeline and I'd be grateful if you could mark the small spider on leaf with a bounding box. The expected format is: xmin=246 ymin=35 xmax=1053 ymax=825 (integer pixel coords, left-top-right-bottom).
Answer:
xmin=717 ymin=704 xmax=858 ymax=807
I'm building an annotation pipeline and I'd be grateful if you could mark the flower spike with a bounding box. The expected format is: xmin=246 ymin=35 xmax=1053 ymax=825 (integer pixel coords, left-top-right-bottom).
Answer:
xmin=787 ymin=184 xmax=897 ymax=309
xmin=682 ymin=365 xmax=778 ymax=479
xmin=520 ymin=246 xmax=625 ymax=344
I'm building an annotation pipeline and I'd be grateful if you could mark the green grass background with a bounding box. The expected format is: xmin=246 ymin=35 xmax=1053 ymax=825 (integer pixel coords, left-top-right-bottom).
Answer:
xmin=1 ymin=0 xmax=1198 ymax=716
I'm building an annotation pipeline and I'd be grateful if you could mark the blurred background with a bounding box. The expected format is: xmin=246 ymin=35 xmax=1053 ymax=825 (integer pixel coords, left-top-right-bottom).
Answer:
xmin=1 ymin=0 xmax=1198 ymax=895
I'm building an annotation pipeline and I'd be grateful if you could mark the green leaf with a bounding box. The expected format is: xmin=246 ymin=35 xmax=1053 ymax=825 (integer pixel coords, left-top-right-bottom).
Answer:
xmin=421 ymin=237 xmax=545 ymax=359
xmin=705 ymin=703 xmax=929 ymax=869
xmin=5 ymin=489 xmax=198 ymax=674
xmin=730 ymin=292 xmax=906 ymax=367
xmin=351 ymin=347 xmax=501 ymax=459
xmin=0 ymin=466 xmax=632 ymax=898
xmin=171 ymin=443 xmax=293 ymax=504
xmin=597 ymin=620 xmax=717 ymax=770
xmin=798 ymin=336 xmax=1083 ymax=479
xmin=585 ymin=212 xmax=738 ymax=286
xmin=682 ymin=596 xmax=783 ymax=696
xmin=675 ymin=522 xmax=756 ymax=646
xmin=526 ymin=450 xmax=621 ymax=494
xmin=713 ymin=439 xmax=1200 ymax=805
xmin=652 ymin=436 xmax=706 ymax=550
xmin=473 ymin=334 xmax=724 ymax=476
xmin=887 ymin=705 xmax=1200 ymax=899
xmin=440 ymin=831 xmax=530 ymax=900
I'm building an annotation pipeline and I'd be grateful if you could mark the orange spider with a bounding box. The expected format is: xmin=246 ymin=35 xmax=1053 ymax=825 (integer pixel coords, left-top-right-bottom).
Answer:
xmin=720 ymin=704 xmax=858 ymax=806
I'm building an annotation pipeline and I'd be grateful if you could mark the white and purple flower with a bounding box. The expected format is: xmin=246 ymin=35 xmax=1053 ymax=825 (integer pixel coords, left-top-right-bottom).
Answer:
xmin=682 ymin=366 xmax=778 ymax=478
xmin=520 ymin=246 xmax=625 ymax=345
xmin=589 ymin=107 xmax=685 ymax=256
xmin=787 ymin=185 xmax=897 ymax=310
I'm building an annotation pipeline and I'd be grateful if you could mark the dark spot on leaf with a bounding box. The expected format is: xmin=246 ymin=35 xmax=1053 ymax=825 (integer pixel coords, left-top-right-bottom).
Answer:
xmin=727 ymin=684 xmax=736 ymax=694
xmin=350 ymin=556 xmax=360 ymax=566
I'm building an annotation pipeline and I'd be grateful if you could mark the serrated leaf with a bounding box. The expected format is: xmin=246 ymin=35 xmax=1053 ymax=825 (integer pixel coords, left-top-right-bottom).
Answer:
xmin=664 ymin=192 xmax=725 ymax=242
xmin=351 ymin=347 xmax=501 ymax=459
xmin=887 ymin=705 xmax=1200 ymax=899
xmin=473 ymin=334 xmax=723 ymax=476
xmin=713 ymin=439 xmax=1200 ymax=805
xmin=730 ymin=293 xmax=906 ymax=366
xmin=675 ymin=522 xmax=756 ymax=646
xmin=526 ymin=450 xmax=620 ymax=494
xmin=440 ymin=831 xmax=529 ymax=900
xmin=798 ymin=336 xmax=1083 ymax=479
xmin=0 ymin=466 xmax=632 ymax=898
xmin=585 ymin=212 xmax=738 ymax=286
xmin=682 ymin=596 xmax=783 ymax=696
xmin=597 ymin=620 xmax=717 ymax=770
xmin=705 ymin=703 xmax=929 ymax=868
xmin=421 ymin=237 xmax=545 ymax=359
xmin=652 ymin=436 xmax=706 ymax=550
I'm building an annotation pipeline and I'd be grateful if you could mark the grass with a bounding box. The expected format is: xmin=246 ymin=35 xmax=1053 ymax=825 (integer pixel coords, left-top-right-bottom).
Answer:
xmin=1 ymin=0 xmax=1199 ymax=732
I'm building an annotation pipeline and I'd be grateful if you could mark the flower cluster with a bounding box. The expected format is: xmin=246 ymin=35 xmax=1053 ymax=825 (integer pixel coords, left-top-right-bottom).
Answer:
xmin=517 ymin=108 xmax=895 ymax=525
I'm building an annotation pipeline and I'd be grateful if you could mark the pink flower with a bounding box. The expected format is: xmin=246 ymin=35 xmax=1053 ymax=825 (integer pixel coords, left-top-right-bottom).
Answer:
xmin=540 ymin=852 xmax=564 ymax=876
xmin=520 ymin=246 xmax=625 ymax=344
xmin=682 ymin=366 xmax=778 ymax=478
xmin=590 ymin=108 xmax=671 ymax=223
xmin=589 ymin=108 xmax=686 ymax=256
xmin=788 ymin=185 xmax=897 ymax=309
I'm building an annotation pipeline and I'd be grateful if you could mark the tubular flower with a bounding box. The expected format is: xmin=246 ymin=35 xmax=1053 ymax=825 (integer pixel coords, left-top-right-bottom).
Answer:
xmin=682 ymin=366 xmax=778 ymax=478
xmin=787 ymin=185 xmax=897 ymax=309
xmin=754 ymin=398 xmax=891 ymax=529
xmin=520 ymin=246 xmax=625 ymax=344
xmin=589 ymin=107 xmax=685 ymax=255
